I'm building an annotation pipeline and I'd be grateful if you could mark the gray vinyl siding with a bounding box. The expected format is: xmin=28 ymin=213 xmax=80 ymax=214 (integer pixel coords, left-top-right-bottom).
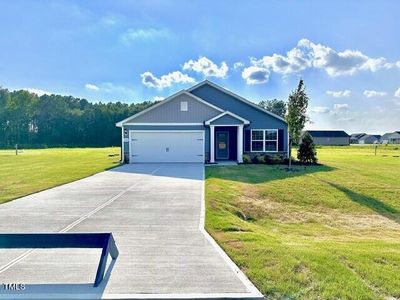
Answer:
xmin=210 ymin=114 xmax=244 ymax=125
xmin=389 ymin=132 xmax=400 ymax=144
xmin=190 ymin=84 xmax=288 ymax=152
xmin=359 ymin=136 xmax=378 ymax=144
xmin=311 ymin=137 xmax=350 ymax=145
xmin=130 ymin=94 xmax=220 ymax=123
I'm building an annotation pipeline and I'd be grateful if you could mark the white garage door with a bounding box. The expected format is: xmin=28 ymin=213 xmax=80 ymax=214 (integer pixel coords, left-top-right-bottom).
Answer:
xmin=129 ymin=131 xmax=204 ymax=163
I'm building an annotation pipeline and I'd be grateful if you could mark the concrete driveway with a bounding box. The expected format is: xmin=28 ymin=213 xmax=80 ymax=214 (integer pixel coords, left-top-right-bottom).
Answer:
xmin=0 ymin=164 xmax=262 ymax=299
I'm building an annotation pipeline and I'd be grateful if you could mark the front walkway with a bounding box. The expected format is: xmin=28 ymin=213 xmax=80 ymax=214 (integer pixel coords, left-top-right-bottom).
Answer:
xmin=0 ymin=164 xmax=262 ymax=299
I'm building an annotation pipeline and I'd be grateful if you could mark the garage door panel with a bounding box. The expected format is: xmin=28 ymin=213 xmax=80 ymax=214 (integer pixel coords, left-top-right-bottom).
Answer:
xmin=130 ymin=131 xmax=204 ymax=163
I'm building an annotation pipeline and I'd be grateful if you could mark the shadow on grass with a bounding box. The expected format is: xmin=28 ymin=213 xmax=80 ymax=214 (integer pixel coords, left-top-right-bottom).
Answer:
xmin=327 ymin=182 xmax=400 ymax=223
xmin=206 ymin=164 xmax=335 ymax=184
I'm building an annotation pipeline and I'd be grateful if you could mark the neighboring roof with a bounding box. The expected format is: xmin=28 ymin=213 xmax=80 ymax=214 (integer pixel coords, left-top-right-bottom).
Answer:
xmin=350 ymin=133 xmax=366 ymax=139
xmin=381 ymin=132 xmax=394 ymax=139
xmin=187 ymin=80 xmax=287 ymax=123
xmin=306 ymin=130 xmax=350 ymax=138
xmin=359 ymin=134 xmax=380 ymax=141
xmin=115 ymin=90 xmax=224 ymax=127
xmin=381 ymin=131 xmax=400 ymax=139
xmin=391 ymin=131 xmax=400 ymax=137
xmin=205 ymin=111 xmax=250 ymax=125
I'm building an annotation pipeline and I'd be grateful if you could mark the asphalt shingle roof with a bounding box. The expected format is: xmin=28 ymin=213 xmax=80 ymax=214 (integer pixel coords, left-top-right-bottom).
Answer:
xmin=306 ymin=130 xmax=349 ymax=138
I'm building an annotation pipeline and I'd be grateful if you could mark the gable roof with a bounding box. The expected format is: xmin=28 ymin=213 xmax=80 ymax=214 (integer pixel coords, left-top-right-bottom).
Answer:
xmin=116 ymin=90 xmax=224 ymax=127
xmin=381 ymin=132 xmax=393 ymax=139
xmin=350 ymin=133 xmax=366 ymax=139
xmin=306 ymin=130 xmax=349 ymax=138
xmin=381 ymin=131 xmax=400 ymax=139
xmin=205 ymin=111 xmax=250 ymax=125
xmin=391 ymin=131 xmax=400 ymax=137
xmin=187 ymin=80 xmax=287 ymax=123
xmin=359 ymin=134 xmax=380 ymax=141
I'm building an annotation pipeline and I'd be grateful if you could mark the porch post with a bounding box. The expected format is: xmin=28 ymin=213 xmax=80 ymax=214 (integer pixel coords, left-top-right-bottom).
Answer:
xmin=237 ymin=125 xmax=243 ymax=163
xmin=210 ymin=125 xmax=215 ymax=163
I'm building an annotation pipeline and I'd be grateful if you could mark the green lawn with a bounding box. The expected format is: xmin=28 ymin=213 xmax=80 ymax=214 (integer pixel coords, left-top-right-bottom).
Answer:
xmin=0 ymin=147 xmax=121 ymax=204
xmin=205 ymin=146 xmax=400 ymax=299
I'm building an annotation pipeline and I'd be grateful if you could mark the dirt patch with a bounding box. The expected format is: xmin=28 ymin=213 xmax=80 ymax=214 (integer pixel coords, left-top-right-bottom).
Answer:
xmin=225 ymin=239 xmax=244 ymax=250
xmin=235 ymin=184 xmax=284 ymax=220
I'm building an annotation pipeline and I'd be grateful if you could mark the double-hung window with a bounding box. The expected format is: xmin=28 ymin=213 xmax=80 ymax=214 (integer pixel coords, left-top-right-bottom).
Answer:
xmin=251 ymin=129 xmax=278 ymax=152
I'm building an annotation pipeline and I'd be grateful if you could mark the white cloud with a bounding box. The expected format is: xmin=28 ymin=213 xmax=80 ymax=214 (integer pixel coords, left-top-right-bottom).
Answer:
xmin=256 ymin=46 xmax=311 ymax=75
xmin=396 ymin=61 xmax=400 ymax=68
xmin=121 ymin=28 xmax=171 ymax=44
xmin=101 ymin=15 xmax=121 ymax=26
xmin=141 ymin=71 xmax=195 ymax=89
xmin=85 ymin=83 xmax=99 ymax=91
xmin=23 ymin=88 xmax=52 ymax=96
xmin=242 ymin=39 xmax=394 ymax=84
xmin=182 ymin=56 xmax=228 ymax=78
xmin=299 ymin=39 xmax=388 ymax=76
xmin=333 ymin=103 xmax=349 ymax=110
xmin=394 ymin=88 xmax=400 ymax=98
xmin=241 ymin=66 xmax=270 ymax=85
xmin=233 ymin=62 xmax=244 ymax=70
xmin=326 ymin=90 xmax=351 ymax=98
xmin=309 ymin=106 xmax=330 ymax=114
xmin=363 ymin=90 xmax=387 ymax=98
xmin=153 ymin=96 xmax=165 ymax=101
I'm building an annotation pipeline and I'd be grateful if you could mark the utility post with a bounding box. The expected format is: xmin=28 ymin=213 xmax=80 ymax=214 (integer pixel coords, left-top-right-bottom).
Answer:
xmin=15 ymin=144 xmax=18 ymax=156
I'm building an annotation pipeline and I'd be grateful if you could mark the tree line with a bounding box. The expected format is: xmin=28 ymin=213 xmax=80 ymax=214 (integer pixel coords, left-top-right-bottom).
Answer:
xmin=0 ymin=88 xmax=153 ymax=148
xmin=0 ymin=86 xmax=299 ymax=150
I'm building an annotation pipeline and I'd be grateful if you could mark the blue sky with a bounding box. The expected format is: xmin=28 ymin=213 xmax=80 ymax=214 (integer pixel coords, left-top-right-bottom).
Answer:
xmin=1 ymin=0 xmax=399 ymax=133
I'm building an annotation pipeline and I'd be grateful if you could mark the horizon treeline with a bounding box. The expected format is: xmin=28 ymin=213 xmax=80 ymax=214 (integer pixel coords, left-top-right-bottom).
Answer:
xmin=0 ymin=88 xmax=154 ymax=148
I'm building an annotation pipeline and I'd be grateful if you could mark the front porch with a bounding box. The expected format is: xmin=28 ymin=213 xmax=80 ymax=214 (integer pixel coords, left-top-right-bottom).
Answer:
xmin=206 ymin=111 xmax=249 ymax=164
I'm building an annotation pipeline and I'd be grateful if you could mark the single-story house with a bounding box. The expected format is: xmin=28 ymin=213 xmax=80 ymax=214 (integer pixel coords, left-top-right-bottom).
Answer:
xmin=381 ymin=132 xmax=393 ymax=144
xmin=381 ymin=131 xmax=400 ymax=144
xmin=358 ymin=134 xmax=381 ymax=144
xmin=388 ymin=131 xmax=400 ymax=144
xmin=304 ymin=130 xmax=350 ymax=145
xmin=116 ymin=80 xmax=289 ymax=163
xmin=389 ymin=131 xmax=400 ymax=144
xmin=350 ymin=133 xmax=366 ymax=144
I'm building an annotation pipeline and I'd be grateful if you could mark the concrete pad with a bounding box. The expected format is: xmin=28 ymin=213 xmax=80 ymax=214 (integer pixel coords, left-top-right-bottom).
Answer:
xmin=0 ymin=164 xmax=262 ymax=299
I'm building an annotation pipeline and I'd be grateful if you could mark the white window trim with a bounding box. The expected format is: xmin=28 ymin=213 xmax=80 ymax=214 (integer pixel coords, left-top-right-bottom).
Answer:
xmin=180 ymin=101 xmax=188 ymax=111
xmin=250 ymin=129 xmax=279 ymax=153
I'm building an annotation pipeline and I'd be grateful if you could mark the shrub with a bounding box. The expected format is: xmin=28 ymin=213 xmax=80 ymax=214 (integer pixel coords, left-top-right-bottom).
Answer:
xmin=263 ymin=155 xmax=273 ymax=164
xmin=272 ymin=154 xmax=284 ymax=164
xmin=252 ymin=154 xmax=265 ymax=164
xmin=242 ymin=154 xmax=252 ymax=164
xmin=297 ymin=132 xmax=318 ymax=164
xmin=263 ymin=154 xmax=285 ymax=164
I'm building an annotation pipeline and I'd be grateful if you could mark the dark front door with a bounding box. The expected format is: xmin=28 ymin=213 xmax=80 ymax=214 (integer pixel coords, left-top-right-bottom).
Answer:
xmin=216 ymin=131 xmax=229 ymax=159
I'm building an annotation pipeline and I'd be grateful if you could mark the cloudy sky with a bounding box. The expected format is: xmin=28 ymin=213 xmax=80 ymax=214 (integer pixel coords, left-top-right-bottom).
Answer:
xmin=1 ymin=0 xmax=399 ymax=134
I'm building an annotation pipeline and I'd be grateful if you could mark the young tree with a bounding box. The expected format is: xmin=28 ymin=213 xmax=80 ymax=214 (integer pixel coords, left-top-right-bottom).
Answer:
xmin=286 ymin=79 xmax=309 ymax=169
xmin=297 ymin=132 xmax=317 ymax=164
xmin=258 ymin=99 xmax=287 ymax=118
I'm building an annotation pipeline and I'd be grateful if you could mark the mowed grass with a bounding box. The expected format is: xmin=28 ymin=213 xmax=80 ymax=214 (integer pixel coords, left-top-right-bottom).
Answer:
xmin=0 ymin=148 xmax=121 ymax=204
xmin=205 ymin=146 xmax=400 ymax=299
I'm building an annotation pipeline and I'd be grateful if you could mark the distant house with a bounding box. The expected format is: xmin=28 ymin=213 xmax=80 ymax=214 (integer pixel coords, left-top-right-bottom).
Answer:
xmin=358 ymin=134 xmax=381 ymax=144
xmin=381 ymin=132 xmax=392 ymax=144
xmin=305 ymin=130 xmax=350 ymax=146
xmin=350 ymin=133 xmax=366 ymax=144
xmin=388 ymin=131 xmax=400 ymax=144
xmin=381 ymin=131 xmax=400 ymax=144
